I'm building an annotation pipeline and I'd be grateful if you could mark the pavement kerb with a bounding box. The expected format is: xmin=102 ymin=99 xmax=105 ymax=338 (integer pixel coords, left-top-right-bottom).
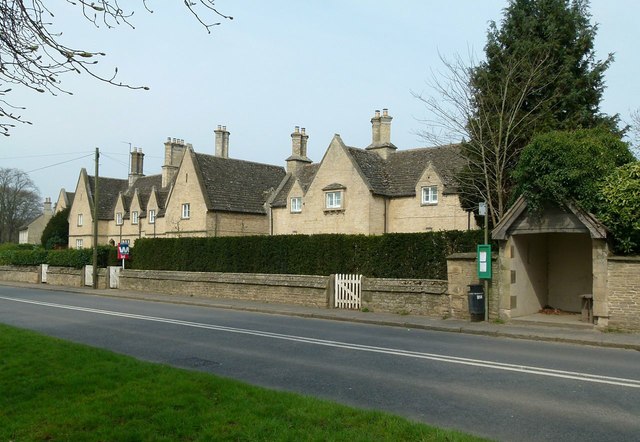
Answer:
xmin=2 ymin=281 xmax=639 ymax=351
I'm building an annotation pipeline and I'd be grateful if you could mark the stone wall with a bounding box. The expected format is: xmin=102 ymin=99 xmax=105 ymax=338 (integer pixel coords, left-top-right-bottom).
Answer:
xmin=0 ymin=265 xmax=39 ymax=284
xmin=46 ymin=266 xmax=84 ymax=287
xmin=447 ymin=253 xmax=499 ymax=320
xmin=119 ymin=270 xmax=330 ymax=308
xmin=362 ymin=278 xmax=449 ymax=317
xmin=607 ymin=256 xmax=640 ymax=331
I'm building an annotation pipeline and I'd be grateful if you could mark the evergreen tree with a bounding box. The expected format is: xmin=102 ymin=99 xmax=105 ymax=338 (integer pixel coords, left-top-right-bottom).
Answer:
xmin=461 ymin=0 xmax=617 ymax=224
xmin=41 ymin=208 xmax=70 ymax=249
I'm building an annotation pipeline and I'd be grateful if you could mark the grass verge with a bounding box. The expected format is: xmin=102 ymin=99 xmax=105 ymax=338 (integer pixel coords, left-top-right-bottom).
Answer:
xmin=0 ymin=324 xmax=486 ymax=441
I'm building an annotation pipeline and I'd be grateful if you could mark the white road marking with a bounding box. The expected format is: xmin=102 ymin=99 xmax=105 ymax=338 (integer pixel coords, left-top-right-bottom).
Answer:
xmin=2 ymin=295 xmax=640 ymax=389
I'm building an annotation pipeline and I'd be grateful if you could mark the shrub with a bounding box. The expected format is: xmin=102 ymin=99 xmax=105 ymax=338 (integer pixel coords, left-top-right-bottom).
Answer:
xmin=513 ymin=128 xmax=634 ymax=215
xmin=597 ymin=162 xmax=640 ymax=254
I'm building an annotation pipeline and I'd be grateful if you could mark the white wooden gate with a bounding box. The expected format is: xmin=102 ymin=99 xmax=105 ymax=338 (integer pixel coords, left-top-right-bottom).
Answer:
xmin=334 ymin=274 xmax=362 ymax=309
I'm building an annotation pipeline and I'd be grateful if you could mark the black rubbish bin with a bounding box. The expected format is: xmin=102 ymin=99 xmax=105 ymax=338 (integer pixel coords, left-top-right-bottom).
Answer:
xmin=468 ymin=284 xmax=485 ymax=322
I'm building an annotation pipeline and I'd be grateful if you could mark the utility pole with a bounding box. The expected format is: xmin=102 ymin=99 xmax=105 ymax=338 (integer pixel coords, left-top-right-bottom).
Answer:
xmin=92 ymin=147 xmax=99 ymax=289
xmin=484 ymin=203 xmax=489 ymax=322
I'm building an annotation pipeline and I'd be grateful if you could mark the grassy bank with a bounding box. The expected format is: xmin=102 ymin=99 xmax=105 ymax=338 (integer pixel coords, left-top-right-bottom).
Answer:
xmin=0 ymin=324 xmax=485 ymax=441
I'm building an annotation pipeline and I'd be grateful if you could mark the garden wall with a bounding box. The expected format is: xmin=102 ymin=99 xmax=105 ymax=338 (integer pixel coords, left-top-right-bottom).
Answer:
xmin=607 ymin=256 xmax=640 ymax=331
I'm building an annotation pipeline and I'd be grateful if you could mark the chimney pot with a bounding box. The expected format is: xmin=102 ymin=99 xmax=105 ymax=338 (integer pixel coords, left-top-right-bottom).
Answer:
xmin=301 ymin=127 xmax=306 ymax=135
xmin=383 ymin=108 xmax=389 ymax=116
xmin=217 ymin=125 xmax=222 ymax=130
xmin=375 ymin=109 xmax=381 ymax=118
xmin=222 ymin=126 xmax=226 ymax=131
xmin=294 ymin=126 xmax=300 ymax=133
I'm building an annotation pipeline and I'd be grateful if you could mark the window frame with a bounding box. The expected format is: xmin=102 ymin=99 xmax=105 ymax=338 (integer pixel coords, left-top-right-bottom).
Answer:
xmin=148 ymin=209 xmax=156 ymax=224
xmin=116 ymin=212 xmax=123 ymax=225
xmin=421 ymin=186 xmax=438 ymax=205
xmin=181 ymin=203 xmax=190 ymax=219
xmin=290 ymin=197 xmax=302 ymax=213
xmin=131 ymin=211 xmax=139 ymax=225
xmin=77 ymin=213 xmax=83 ymax=227
xmin=325 ymin=191 xmax=343 ymax=210
xmin=76 ymin=239 xmax=83 ymax=249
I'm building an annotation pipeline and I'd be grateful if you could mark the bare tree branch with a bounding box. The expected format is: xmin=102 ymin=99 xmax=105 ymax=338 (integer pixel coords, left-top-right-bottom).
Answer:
xmin=0 ymin=1 xmax=232 ymax=136
xmin=413 ymin=52 xmax=557 ymax=224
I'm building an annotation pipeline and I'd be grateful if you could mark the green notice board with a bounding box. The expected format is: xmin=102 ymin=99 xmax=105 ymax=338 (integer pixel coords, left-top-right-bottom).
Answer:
xmin=477 ymin=244 xmax=492 ymax=279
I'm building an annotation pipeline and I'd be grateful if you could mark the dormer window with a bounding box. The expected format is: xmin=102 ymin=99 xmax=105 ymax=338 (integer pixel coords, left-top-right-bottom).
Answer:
xmin=421 ymin=186 xmax=438 ymax=205
xmin=323 ymin=183 xmax=346 ymax=211
xmin=148 ymin=209 xmax=156 ymax=224
xmin=290 ymin=197 xmax=302 ymax=213
xmin=116 ymin=212 xmax=123 ymax=225
xmin=181 ymin=203 xmax=190 ymax=219
xmin=131 ymin=211 xmax=139 ymax=224
xmin=325 ymin=191 xmax=342 ymax=209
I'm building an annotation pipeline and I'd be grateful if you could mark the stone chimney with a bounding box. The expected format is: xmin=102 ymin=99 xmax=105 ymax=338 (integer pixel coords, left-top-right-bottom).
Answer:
xmin=162 ymin=137 xmax=189 ymax=187
xmin=286 ymin=126 xmax=312 ymax=175
xmin=129 ymin=147 xmax=145 ymax=186
xmin=214 ymin=125 xmax=230 ymax=158
xmin=43 ymin=197 xmax=52 ymax=215
xmin=366 ymin=108 xmax=397 ymax=159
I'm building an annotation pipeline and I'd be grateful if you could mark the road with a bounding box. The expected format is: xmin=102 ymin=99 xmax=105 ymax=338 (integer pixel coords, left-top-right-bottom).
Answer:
xmin=1 ymin=285 xmax=639 ymax=441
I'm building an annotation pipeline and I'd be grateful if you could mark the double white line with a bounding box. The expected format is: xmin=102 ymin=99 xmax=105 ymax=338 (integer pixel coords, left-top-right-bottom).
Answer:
xmin=3 ymin=295 xmax=640 ymax=389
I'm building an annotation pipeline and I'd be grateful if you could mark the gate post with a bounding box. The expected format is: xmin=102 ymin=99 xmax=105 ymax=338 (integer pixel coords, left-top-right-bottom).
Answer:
xmin=328 ymin=274 xmax=335 ymax=308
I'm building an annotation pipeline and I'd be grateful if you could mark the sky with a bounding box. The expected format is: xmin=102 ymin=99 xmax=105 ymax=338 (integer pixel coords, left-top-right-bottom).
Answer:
xmin=2 ymin=0 xmax=639 ymax=206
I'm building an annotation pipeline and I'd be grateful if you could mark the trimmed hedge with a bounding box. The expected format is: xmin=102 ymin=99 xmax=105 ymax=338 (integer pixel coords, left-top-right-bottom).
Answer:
xmin=132 ymin=231 xmax=485 ymax=280
xmin=0 ymin=246 xmax=117 ymax=269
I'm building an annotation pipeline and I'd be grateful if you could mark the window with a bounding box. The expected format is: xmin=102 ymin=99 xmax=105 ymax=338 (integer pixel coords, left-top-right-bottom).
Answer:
xmin=148 ymin=209 xmax=156 ymax=224
xmin=76 ymin=239 xmax=83 ymax=249
xmin=116 ymin=212 xmax=123 ymax=225
xmin=290 ymin=197 xmax=302 ymax=213
xmin=325 ymin=191 xmax=342 ymax=209
xmin=77 ymin=213 xmax=83 ymax=226
xmin=131 ymin=211 xmax=139 ymax=224
xmin=421 ymin=186 xmax=438 ymax=205
xmin=181 ymin=203 xmax=190 ymax=219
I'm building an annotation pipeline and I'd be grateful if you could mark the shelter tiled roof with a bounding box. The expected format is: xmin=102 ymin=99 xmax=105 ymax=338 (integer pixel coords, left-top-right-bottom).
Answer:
xmin=194 ymin=153 xmax=286 ymax=214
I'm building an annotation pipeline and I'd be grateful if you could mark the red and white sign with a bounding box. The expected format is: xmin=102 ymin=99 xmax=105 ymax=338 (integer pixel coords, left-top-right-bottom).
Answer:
xmin=117 ymin=242 xmax=130 ymax=260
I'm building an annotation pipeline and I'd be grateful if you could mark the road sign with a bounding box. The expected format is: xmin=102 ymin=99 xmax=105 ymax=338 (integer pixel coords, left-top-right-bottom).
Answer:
xmin=117 ymin=242 xmax=130 ymax=260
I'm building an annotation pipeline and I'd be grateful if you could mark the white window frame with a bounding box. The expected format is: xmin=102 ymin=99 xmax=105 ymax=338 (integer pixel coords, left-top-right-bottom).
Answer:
xmin=181 ymin=203 xmax=190 ymax=219
xmin=148 ymin=209 xmax=156 ymax=224
xmin=325 ymin=191 xmax=342 ymax=209
xmin=116 ymin=212 xmax=123 ymax=225
xmin=421 ymin=186 xmax=438 ymax=205
xmin=77 ymin=213 xmax=83 ymax=226
xmin=76 ymin=239 xmax=83 ymax=249
xmin=131 ymin=211 xmax=139 ymax=225
xmin=290 ymin=197 xmax=302 ymax=213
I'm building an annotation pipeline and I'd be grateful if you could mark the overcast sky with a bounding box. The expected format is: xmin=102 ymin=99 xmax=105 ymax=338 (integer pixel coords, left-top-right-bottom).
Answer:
xmin=2 ymin=1 xmax=638 ymax=205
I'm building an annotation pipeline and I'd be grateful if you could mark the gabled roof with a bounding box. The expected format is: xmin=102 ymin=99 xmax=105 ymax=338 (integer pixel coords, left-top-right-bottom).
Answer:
xmin=87 ymin=175 xmax=129 ymax=220
xmin=193 ymin=153 xmax=286 ymax=214
xmin=270 ymin=163 xmax=320 ymax=208
xmin=125 ymin=175 xmax=163 ymax=215
xmin=492 ymin=195 xmax=607 ymax=240
xmin=271 ymin=142 xmax=464 ymax=206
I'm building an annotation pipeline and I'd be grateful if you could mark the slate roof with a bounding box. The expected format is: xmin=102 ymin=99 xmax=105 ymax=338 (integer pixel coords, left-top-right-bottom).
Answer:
xmin=271 ymin=163 xmax=320 ymax=208
xmin=194 ymin=153 xmax=286 ymax=214
xmin=65 ymin=192 xmax=75 ymax=206
xmin=87 ymin=175 xmax=129 ymax=220
xmin=271 ymin=143 xmax=464 ymax=205
xmin=125 ymin=175 xmax=163 ymax=216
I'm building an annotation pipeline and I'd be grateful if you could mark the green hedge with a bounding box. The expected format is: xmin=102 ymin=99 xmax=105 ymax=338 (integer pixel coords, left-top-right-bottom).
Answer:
xmin=0 ymin=246 xmax=117 ymax=269
xmin=132 ymin=231 xmax=485 ymax=279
